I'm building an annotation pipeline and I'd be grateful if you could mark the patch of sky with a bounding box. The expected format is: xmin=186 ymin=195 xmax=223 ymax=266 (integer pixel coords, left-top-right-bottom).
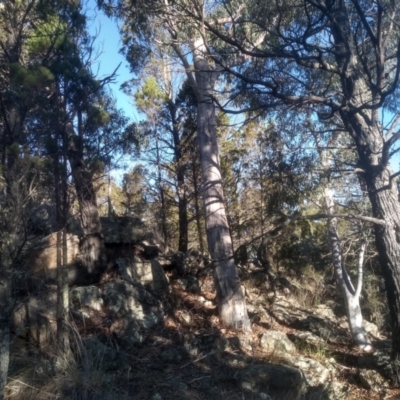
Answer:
xmin=86 ymin=0 xmax=141 ymax=123
xmin=85 ymin=0 xmax=143 ymax=184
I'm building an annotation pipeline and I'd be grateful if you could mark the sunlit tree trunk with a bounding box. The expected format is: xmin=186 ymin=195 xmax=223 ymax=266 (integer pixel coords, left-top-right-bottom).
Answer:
xmin=191 ymin=38 xmax=251 ymax=330
xmin=324 ymin=188 xmax=372 ymax=351
xmin=329 ymin=4 xmax=400 ymax=370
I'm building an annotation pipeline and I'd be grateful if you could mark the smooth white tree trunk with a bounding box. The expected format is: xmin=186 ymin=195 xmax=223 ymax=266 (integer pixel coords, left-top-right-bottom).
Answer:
xmin=324 ymin=188 xmax=372 ymax=351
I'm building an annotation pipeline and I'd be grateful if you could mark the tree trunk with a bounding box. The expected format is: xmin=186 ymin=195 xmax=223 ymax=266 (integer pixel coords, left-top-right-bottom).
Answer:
xmin=70 ymin=162 xmax=107 ymax=276
xmin=0 ymin=258 xmax=11 ymax=400
xmin=192 ymin=152 xmax=205 ymax=254
xmin=169 ymin=104 xmax=189 ymax=253
xmin=340 ymin=115 xmax=400 ymax=371
xmin=328 ymin=3 xmax=400 ymax=376
xmin=155 ymin=130 xmax=168 ymax=248
xmin=177 ymin=167 xmax=188 ymax=253
xmin=324 ymin=188 xmax=372 ymax=351
xmin=62 ymin=153 xmax=70 ymax=332
xmin=54 ymin=141 xmax=70 ymax=351
xmin=193 ymin=40 xmax=251 ymax=330
xmin=0 ymin=29 xmax=22 ymax=395
xmin=67 ymin=121 xmax=106 ymax=279
xmin=363 ymin=163 xmax=400 ymax=360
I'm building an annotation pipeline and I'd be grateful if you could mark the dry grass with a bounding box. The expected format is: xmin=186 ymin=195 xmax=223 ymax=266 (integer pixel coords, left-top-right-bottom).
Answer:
xmin=6 ymin=323 xmax=131 ymax=400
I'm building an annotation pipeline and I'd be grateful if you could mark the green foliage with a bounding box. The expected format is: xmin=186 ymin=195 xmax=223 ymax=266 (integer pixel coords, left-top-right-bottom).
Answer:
xmin=134 ymin=76 xmax=168 ymax=113
xmin=9 ymin=63 xmax=54 ymax=88
xmin=8 ymin=142 xmax=21 ymax=159
xmin=121 ymin=164 xmax=148 ymax=217
xmin=278 ymin=220 xmax=329 ymax=275
xmin=26 ymin=15 xmax=68 ymax=56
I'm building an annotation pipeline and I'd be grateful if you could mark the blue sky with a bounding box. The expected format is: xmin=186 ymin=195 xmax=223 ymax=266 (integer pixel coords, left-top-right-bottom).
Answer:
xmin=86 ymin=0 xmax=140 ymax=122
xmin=83 ymin=1 xmax=400 ymax=177
xmin=86 ymin=0 xmax=142 ymax=182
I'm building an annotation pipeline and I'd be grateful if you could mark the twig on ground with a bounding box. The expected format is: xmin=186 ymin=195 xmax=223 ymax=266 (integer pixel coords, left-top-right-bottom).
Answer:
xmin=179 ymin=350 xmax=215 ymax=369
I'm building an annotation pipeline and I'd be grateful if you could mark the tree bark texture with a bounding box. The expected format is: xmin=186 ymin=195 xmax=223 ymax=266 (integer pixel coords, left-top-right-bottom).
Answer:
xmin=70 ymin=160 xmax=107 ymax=276
xmin=363 ymin=160 xmax=400 ymax=359
xmin=177 ymin=167 xmax=188 ymax=253
xmin=155 ymin=131 xmax=169 ymax=248
xmin=192 ymin=153 xmax=205 ymax=254
xmin=339 ymin=71 xmax=400 ymax=369
xmin=54 ymin=147 xmax=70 ymax=351
xmin=193 ymin=40 xmax=251 ymax=330
xmin=328 ymin=3 xmax=400 ymax=374
xmin=67 ymin=123 xmax=107 ymax=279
xmin=0 ymin=260 xmax=11 ymax=400
xmin=168 ymin=102 xmax=189 ymax=253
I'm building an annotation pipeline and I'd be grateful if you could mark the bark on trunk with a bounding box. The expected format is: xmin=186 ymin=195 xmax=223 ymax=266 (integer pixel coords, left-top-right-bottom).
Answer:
xmin=54 ymin=145 xmax=69 ymax=351
xmin=72 ymin=166 xmax=107 ymax=276
xmin=0 ymin=261 xmax=11 ymax=400
xmin=67 ymin=121 xmax=106 ymax=279
xmin=155 ymin=131 xmax=168 ymax=248
xmin=192 ymin=153 xmax=205 ymax=254
xmin=340 ymin=114 xmax=400 ymax=367
xmin=363 ymin=164 xmax=400 ymax=359
xmin=172 ymin=123 xmax=189 ymax=252
xmin=169 ymin=104 xmax=189 ymax=253
xmin=324 ymin=188 xmax=372 ymax=351
xmin=0 ymin=28 xmax=22 ymax=394
xmin=328 ymin=3 xmax=400 ymax=376
xmin=177 ymin=168 xmax=188 ymax=253
xmin=62 ymin=154 xmax=70 ymax=329
xmin=193 ymin=40 xmax=251 ymax=330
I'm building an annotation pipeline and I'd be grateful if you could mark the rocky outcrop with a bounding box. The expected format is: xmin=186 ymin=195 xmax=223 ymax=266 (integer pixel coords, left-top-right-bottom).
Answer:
xmin=270 ymin=295 xmax=351 ymax=344
xmin=31 ymin=233 xmax=80 ymax=275
xmin=116 ymin=257 xmax=169 ymax=294
xmin=14 ymin=276 xmax=165 ymax=349
xmin=103 ymin=279 xmax=164 ymax=330
xmin=70 ymin=286 xmax=103 ymax=313
xmin=259 ymin=330 xmax=296 ymax=353
xmin=27 ymin=215 xmax=148 ymax=286
xmin=237 ymin=364 xmax=306 ymax=399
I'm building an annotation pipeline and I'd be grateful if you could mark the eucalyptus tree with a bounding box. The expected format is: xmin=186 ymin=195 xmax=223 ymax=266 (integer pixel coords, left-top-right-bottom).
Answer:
xmin=311 ymin=125 xmax=373 ymax=350
xmin=98 ymin=0 xmax=251 ymax=330
xmin=195 ymin=0 xmax=400 ymax=371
